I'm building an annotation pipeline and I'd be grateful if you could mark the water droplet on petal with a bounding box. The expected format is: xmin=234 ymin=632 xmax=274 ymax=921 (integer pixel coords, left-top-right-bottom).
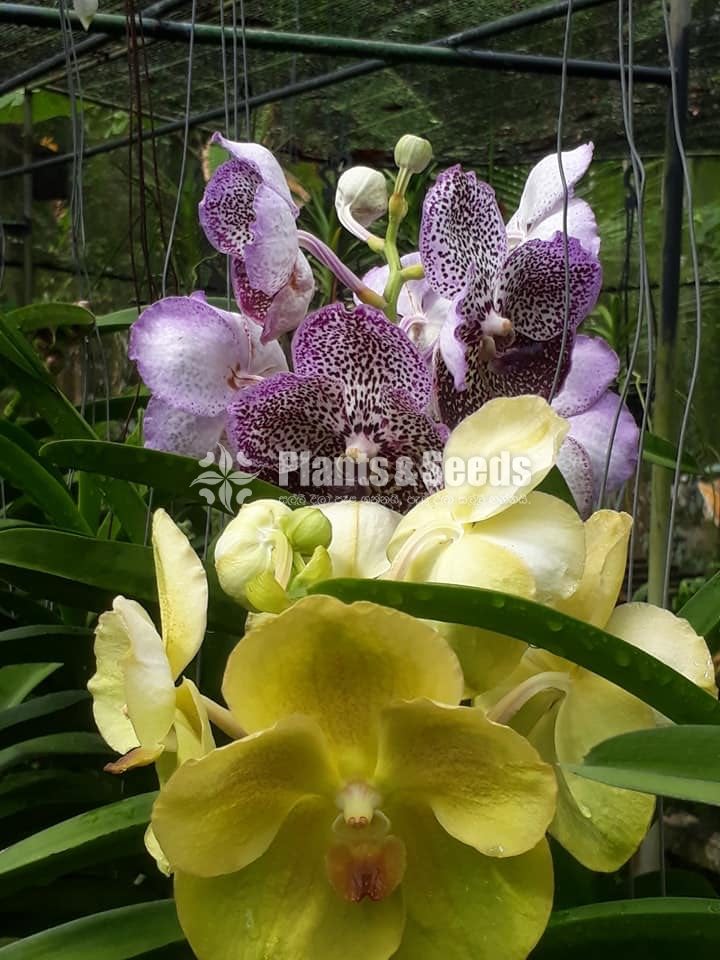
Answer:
xmin=491 ymin=595 xmax=505 ymax=609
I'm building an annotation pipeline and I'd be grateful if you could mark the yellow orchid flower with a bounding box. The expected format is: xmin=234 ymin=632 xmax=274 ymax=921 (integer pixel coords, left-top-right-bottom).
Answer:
xmin=386 ymin=395 xmax=585 ymax=693
xmin=151 ymin=595 xmax=557 ymax=960
xmin=88 ymin=509 xmax=215 ymax=872
xmin=478 ymin=510 xmax=718 ymax=872
xmin=318 ymin=500 xmax=402 ymax=578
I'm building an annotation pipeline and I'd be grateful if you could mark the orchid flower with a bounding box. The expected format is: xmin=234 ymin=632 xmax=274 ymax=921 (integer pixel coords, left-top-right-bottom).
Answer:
xmin=318 ymin=500 xmax=402 ymax=578
xmin=420 ymin=165 xmax=602 ymax=429
xmin=552 ymin=335 xmax=640 ymax=518
xmin=151 ymin=595 xmax=556 ymax=960
xmin=88 ymin=509 xmax=214 ymax=873
xmin=226 ymin=303 xmax=448 ymax=511
xmin=505 ymin=143 xmax=600 ymax=257
xmin=478 ymin=510 xmax=718 ymax=872
xmin=129 ymin=292 xmax=287 ymax=458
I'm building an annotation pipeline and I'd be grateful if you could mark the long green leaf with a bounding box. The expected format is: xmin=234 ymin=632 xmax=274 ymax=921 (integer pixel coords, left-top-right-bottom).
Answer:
xmin=0 ymin=900 xmax=183 ymax=959
xmin=0 ymin=793 xmax=155 ymax=893
xmin=94 ymin=296 xmax=232 ymax=333
xmin=0 ymin=527 xmax=241 ymax=633
xmin=532 ymin=899 xmax=720 ymax=958
xmin=5 ymin=303 xmax=94 ymax=333
xmin=0 ymin=769 xmax=121 ymax=819
xmin=308 ymin=579 xmax=720 ymax=725
xmin=0 ymin=691 xmax=88 ymax=733
xmin=0 ymin=625 xmax=92 ymax=664
xmin=565 ymin=725 xmax=720 ymax=805
xmin=679 ymin=569 xmax=720 ymax=640
xmin=0 ymin=431 xmax=90 ymax=534
xmin=0 ymin=732 xmax=108 ymax=774
xmin=642 ymin=432 xmax=702 ymax=475
xmin=0 ymin=663 xmax=61 ymax=709
xmin=41 ymin=439 xmax=298 ymax=508
xmin=535 ymin=466 xmax=577 ymax=510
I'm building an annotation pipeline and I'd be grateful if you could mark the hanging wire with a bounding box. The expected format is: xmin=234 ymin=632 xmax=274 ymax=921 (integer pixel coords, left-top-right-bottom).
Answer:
xmin=219 ymin=0 xmax=233 ymax=307
xmin=238 ymin=0 xmax=252 ymax=139
xmin=661 ymin=0 xmax=702 ymax=608
xmin=231 ymin=0 xmax=239 ymax=138
xmin=0 ymin=217 xmax=6 ymax=294
xmin=160 ymin=0 xmax=198 ymax=297
xmin=548 ymin=0 xmax=573 ymax=402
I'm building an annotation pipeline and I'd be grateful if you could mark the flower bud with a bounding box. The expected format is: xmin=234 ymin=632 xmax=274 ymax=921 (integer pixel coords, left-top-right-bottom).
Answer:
xmin=214 ymin=500 xmax=293 ymax=608
xmin=289 ymin=545 xmax=333 ymax=594
xmin=394 ymin=134 xmax=433 ymax=175
xmin=335 ymin=166 xmax=388 ymax=242
xmin=280 ymin=506 xmax=332 ymax=556
xmin=245 ymin=571 xmax=291 ymax=614
xmin=73 ymin=0 xmax=98 ymax=30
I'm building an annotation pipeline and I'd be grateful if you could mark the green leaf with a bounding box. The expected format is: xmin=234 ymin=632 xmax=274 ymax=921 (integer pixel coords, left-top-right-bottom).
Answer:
xmin=41 ymin=440 xmax=299 ymax=509
xmin=0 ymin=691 xmax=88 ymax=733
xmin=94 ymin=296 xmax=233 ymax=333
xmin=679 ymin=569 xmax=720 ymax=641
xmin=0 ymin=429 xmax=91 ymax=534
xmin=535 ymin=466 xmax=578 ymax=511
xmin=0 ymin=526 xmax=242 ymax=634
xmin=308 ymin=579 xmax=720 ymax=726
xmin=532 ymin=899 xmax=720 ymax=958
xmin=642 ymin=432 xmax=702 ymax=475
xmin=564 ymin=725 xmax=720 ymax=805
xmin=0 ymin=900 xmax=183 ymax=959
xmin=0 ymin=663 xmax=61 ymax=709
xmin=0 ymin=625 xmax=92 ymax=664
xmin=0 ymin=89 xmax=72 ymax=125
xmin=0 ymin=793 xmax=155 ymax=894
xmin=0 ymin=732 xmax=109 ymax=774
xmin=0 ymin=769 xmax=121 ymax=819
xmin=5 ymin=303 xmax=94 ymax=333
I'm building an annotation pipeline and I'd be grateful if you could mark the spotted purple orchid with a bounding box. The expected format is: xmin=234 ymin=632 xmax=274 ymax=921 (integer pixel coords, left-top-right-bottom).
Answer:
xmin=129 ymin=292 xmax=287 ymax=458
xmin=420 ymin=164 xmax=602 ymax=429
xmin=506 ymin=143 xmax=600 ymax=257
xmin=226 ymin=303 xmax=447 ymax=510
xmin=199 ymin=134 xmax=315 ymax=343
xmin=553 ymin=335 xmax=639 ymax=518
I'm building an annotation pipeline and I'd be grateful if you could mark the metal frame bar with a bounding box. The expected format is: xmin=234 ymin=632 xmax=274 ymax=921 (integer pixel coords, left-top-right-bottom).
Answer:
xmin=0 ymin=3 xmax=670 ymax=84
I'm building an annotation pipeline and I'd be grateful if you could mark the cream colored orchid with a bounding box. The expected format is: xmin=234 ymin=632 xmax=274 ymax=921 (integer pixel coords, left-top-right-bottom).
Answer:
xmin=88 ymin=509 xmax=215 ymax=872
xmin=318 ymin=500 xmax=402 ymax=578
xmin=478 ymin=509 xmax=718 ymax=872
xmin=214 ymin=499 xmax=331 ymax=612
xmin=152 ymin=595 xmax=557 ymax=960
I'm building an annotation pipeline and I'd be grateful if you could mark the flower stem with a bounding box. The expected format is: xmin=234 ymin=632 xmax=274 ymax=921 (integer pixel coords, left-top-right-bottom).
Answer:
xmin=297 ymin=230 xmax=386 ymax=309
xmin=200 ymin=696 xmax=246 ymax=740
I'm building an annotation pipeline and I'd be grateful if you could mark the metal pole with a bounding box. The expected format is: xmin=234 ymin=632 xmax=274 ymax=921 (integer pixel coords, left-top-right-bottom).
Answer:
xmin=22 ymin=89 xmax=33 ymax=305
xmin=0 ymin=4 xmax=670 ymax=84
xmin=647 ymin=0 xmax=691 ymax=608
xmin=0 ymin=0 xmax=190 ymax=97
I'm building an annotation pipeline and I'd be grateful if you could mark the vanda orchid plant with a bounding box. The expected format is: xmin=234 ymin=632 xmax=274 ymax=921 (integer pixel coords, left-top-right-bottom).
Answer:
xmin=77 ymin=132 xmax=720 ymax=960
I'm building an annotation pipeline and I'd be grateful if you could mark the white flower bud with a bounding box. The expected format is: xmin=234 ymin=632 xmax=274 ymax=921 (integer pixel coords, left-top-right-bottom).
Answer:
xmin=394 ymin=135 xmax=433 ymax=176
xmin=335 ymin=166 xmax=388 ymax=241
xmin=73 ymin=0 xmax=98 ymax=30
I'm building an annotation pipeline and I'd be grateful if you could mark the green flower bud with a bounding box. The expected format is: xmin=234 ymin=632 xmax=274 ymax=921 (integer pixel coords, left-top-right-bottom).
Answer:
xmin=244 ymin=571 xmax=291 ymax=614
xmin=280 ymin=506 xmax=332 ymax=555
xmin=394 ymin=134 xmax=433 ymax=175
xmin=289 ymin=545 xmax=333 ymax=594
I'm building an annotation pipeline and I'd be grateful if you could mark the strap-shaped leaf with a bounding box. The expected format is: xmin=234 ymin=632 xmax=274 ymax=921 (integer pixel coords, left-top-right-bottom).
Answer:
xmin=0 ymin=900 xmax=182 ymax=959
xmin=6 ymin=303 xmax=95 ymax=333
xmin=680 ymin=569 xmax=720 ymax=643
xmin=0 ymin=793 xmax=155 ymax=893
xmin=532 ymin=898 xmax=720 ymax=958
xmin=0 ymin=625 xmax=92 ymax=665
xmin=0 ymin=663 xmax=61 ymax=709
xmin=0 ymin=690 xmax=88 ymax=733
xmin=564 ymin=725 xmax=720 ymax=805
xmin=0 ymin=732 xmax=109 ymax=774
xmin=642 ymin=432 xmax=703 ymax=475
xmin=308 ymin=579 xmax=720 ymax=726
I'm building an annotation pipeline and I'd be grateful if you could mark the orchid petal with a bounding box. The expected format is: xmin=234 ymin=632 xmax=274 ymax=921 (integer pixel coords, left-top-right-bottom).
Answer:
xmin=552 ymin=334 xmax=620 ymax=417
xmin=152 ymin=509 xmax=208 ymax=679
xmin=376 ymin=700 xmax=555 ymax=857
xmin=420 ymin=165 xmax=507 ymax=303
xmin=435 ymin=622 xmax=527 ymax=698
xmin=173 ymin=678 xmax=215 ymax=766
xmin=88 ymin=605 xmax=142 ymax=756
xmin=443 ymin=395 xmax=569 ymax=522
xmin=261 ymin=251 xmax=315 ymax=342
xmin=244 ymin=183 xmax=300 ymax=296
xmin=556 ymin=435 xmax=594 ymax=518
xmin=393 ymin=803 xmax=553 ymax=960
xmin=174 ymin=799 xmax=404 ymax=960
xmin=152 ymin=716 xmax=340 ymax=877
xmin=210 ymin=133 xmax=297 ymax=211
xmin=511 ymin=143 xmax=594 ymax=235
xmin=566 ymin=392 xmax=640 ymax=498
xmin=199 ymin=158 xmax=264 ymax=257
xmin=221 ymin=595 xmax=464 ymax=780
xmin=129 ymin=296 xmax=246 ymax=417
xmin=143 ymin=397 xmax=226 ymax=459
xmin=607 ymin=603 xmax=718 ymax=696
xmin=556 ymin=510 xmax=632 ymax=627
xmin=529 ymin=196 xmax=600 ymax=257
xmin=318 ymin=501 xmax=401 ymax=578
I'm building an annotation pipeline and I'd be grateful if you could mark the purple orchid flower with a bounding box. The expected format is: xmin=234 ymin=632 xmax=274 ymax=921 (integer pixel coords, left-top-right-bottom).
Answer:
xmin=420 ymin=164 xmax=602 ymax=429
xmin=506 ymin=143 xmax=599 ymax=257
xmin=199 ymin=134 xmax=315 ymax=343
xmin=226 ymin=303 xmax=448 ymax=511
xmin=129 ymin=292 xmax=287 ymax=458
xmin=552 ymin=335 xmax=640 ymax=518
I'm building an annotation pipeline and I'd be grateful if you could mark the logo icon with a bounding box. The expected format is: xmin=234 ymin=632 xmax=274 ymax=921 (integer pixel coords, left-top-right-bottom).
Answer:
xmin=191 ymin=444 xmax=260 ymax=513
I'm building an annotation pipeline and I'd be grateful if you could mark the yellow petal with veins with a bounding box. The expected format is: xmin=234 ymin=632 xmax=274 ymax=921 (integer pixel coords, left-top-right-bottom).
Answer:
xmin=318 ymin=500 xmax=401 ymax=578
xmin=88 ymin=604 xmax=141 ymax=756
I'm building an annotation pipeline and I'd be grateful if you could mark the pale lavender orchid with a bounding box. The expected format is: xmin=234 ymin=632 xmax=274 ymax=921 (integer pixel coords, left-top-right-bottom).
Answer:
xmin=506 ymin=143 xmax=600 ymax=257
xmin=553 ymin=335 xmax=639 ymax=518
xmin=420 ymin=164 xmax=602 ymax=429
xmin=226 ymin=302 xmax=447 ymax=510
xmin=129 ymin=292 xmax=287 ymax=458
